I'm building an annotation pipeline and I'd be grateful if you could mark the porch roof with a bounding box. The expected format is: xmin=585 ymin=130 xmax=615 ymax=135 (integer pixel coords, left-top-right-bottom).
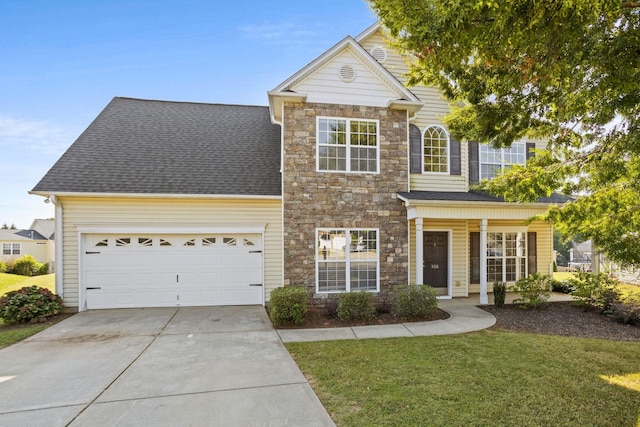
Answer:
xmin=397 ymin=191 xmax=570 ymax=204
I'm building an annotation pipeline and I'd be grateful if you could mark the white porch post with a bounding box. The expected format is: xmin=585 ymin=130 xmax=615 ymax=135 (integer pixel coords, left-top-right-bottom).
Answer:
xmin=416 ymin=218 xmax=424 ymax=284
xmin=479 ymin=218 xmax=488 ymax=304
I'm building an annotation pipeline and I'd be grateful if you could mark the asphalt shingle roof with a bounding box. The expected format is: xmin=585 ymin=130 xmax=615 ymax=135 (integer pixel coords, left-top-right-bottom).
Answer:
xmin=32 ymin=97 xmax=282 ymax=196
xmin=397 ymin=190 xmax=570 ymax=204
xmin=0 ymin=230 xmax=47 ymax=241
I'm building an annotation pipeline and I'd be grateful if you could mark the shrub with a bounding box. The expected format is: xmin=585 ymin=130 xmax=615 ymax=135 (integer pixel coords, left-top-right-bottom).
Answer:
xmin=37 ymin=262 xmax=49 ymax=275
xmin=0 ymin=260 xmax=6 ymax=273
xmin=510 ymin=273 xmax=551 ymax=308
xmin=610 ymin=300 xmax=640 ymax=326
xmin=8 ymin=255 xmax=44 ymax=277
xmin=0 ymin=286 xmax=64 ymax=325
xmin=569 ymin=273 xmax=621 ymax=313
xmin=268 ymin=286 xmax=308 ymax=326
xmin=493 ymin=281 xmax=507 ymax=308
xmin=337 ymin=291 xmax=375 ymax=321
xmin=391 ymin=284 xmax=437 ymax=318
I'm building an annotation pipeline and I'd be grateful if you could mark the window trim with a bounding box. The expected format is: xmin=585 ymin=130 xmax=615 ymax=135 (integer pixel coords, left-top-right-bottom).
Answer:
xmin=2 ymin=243 xmax=21 ymax=255
xmin=315 ymin=228 xmax=380 ymax=293
xmin=479 ymin=142 xmax=526 ymax=180
xmin=316 ymin=116 xmax=380 ymax=174
xmin=422 ymin=125 xmax=450 ymax=174
xmin=486 ymin=229 xmax=528 ymax=283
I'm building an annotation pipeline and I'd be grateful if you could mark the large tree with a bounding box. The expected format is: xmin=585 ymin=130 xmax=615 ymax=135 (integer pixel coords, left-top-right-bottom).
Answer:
xmin=369 ymin=0 xmax=640 ymax=265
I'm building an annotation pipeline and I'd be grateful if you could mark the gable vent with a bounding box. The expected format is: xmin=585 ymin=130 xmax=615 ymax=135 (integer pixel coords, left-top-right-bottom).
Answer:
xmin=338 ymin=64 xmax=356 ymax=83
xmin=370 ymin=46 xmax=387 ymax=63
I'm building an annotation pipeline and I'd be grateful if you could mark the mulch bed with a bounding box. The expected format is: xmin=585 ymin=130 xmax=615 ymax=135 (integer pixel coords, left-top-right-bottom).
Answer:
xmin=0 ymin=312 xmax=74 ymax=331
xmin=276 ymin=306 xmax=450 ymax=329
xmin=277 ymin=301 xmax=640 ymax=342
xmin=483 ymin=301 xmax=640 ymax=342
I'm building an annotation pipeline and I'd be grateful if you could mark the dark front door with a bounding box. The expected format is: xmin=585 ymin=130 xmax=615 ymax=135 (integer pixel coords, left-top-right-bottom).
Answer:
xmin=423 ymin=232 xmax=448 ymax=295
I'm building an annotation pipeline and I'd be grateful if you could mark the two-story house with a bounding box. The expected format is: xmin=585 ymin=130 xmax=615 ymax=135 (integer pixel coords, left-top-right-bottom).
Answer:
xmin=31 ymin=24 xmax=561 ymax=311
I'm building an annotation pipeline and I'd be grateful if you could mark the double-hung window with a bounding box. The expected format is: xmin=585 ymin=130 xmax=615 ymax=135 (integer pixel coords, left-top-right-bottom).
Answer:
xmin=480 ymin=143 xmax=525 ymax=180
xmin=487 ymin=232 xmax=527 ymax=282
xmin=317 ymin=229 xmax=379 ymax=292
xmin=2 ymin=243 xmax=20 ymax=255
xmin=317 ymin=117 xmax=379 ymax=173
xmin=423 ymin=125 xmax=449 ymax=173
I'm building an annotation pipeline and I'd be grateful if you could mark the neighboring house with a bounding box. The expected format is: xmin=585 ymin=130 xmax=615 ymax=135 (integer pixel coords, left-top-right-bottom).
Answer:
xmin=31 ymin=24 xmax=564 ymax=311
xmin=0 ymin=219 xmax=55 ymax=270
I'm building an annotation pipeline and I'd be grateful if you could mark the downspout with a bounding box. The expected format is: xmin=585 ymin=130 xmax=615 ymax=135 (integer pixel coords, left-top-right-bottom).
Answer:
xmin=50 ymin=195 xmax=63 ymax=297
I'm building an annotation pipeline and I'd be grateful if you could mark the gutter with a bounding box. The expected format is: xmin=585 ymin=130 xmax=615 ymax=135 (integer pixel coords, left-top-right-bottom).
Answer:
xmin=28 ymin=191 xmax=282 ymax=200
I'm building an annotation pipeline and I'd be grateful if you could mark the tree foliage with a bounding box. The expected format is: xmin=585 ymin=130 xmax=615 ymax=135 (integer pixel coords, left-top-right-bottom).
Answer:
xmin=369 ymin=0 xmax=640 ymax=265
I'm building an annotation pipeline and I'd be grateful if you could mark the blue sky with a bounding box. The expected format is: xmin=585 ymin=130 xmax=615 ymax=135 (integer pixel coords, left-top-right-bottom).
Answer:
xmin=0 ymin=1 xmax=378 ymax=229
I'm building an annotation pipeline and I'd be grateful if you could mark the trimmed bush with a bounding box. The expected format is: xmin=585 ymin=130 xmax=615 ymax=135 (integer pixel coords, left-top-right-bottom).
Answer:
xmin=8 ymin=255 xmax=45 ymax=277
xmin=337 ymin=291 xmax=375 ymax=321
xmin=0 ymin=260 xmax=6 ymax=273
xmin=569 ymin=273 xmax=621 ymax=313
xmin=391 ymin=284 xmax=437 ymax=318
xmin=493 ymin=281 xmax=507 ymax=308
xmin=268 ymin=286 xmax=308 ymax=326
xmin=0 ymin=286 xmax=64 ymax=325
xmin=610 ymin=300 xmax=640 ymax=326
xmin=36 ymin=262 xmax=49 ymax=275
xmin=510 ymin=273 xmax=551 ymax=308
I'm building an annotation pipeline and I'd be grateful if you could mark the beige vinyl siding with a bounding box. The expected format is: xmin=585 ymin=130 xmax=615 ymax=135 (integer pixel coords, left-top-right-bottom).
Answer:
xmin=293 ymin=50 xmax=400 ymax=107
xmin=528 ymin=220 xmax=554 ymax=275
xmin=409 ymin=219 xmax=469 ymax=297
xmin=361 ymin=29 xmax=468 ymax=192
xmin=59 ymin=196 xmax=283 ymax=309
xmin=359 ymin=32 xmax=408 ymax=83
xmin=0 ymin=240 xmax=53 ymax=266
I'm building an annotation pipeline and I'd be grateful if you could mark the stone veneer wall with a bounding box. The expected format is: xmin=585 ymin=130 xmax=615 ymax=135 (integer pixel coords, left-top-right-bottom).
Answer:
xmin=282 ymin=102 xmax=409 ymax=302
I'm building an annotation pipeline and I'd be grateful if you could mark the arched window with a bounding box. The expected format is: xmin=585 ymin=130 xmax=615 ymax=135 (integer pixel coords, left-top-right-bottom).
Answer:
xmin=423 ymin=126 xmax=449 ymax=173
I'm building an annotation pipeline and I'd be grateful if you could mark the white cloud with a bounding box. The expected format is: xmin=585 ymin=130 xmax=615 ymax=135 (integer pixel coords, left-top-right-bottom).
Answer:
xmin=238 ymin=22 xmax=329 ymax=46
xmin=0 ymin=115 xmax=76 ymax=156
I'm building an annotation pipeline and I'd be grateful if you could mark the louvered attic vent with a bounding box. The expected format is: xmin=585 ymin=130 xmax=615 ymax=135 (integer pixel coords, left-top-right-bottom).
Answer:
xmin=338 ymin=64 xmax=356 ymax=82
xmin=370 ymin=46 xmax=387 ymax=63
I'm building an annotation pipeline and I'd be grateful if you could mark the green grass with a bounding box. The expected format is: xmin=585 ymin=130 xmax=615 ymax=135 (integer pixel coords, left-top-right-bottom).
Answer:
xmin=553 ymin=271 xmax=576 ymax=281
xmin=0 ymin=273 xmax=55 ymax=295
xmin=0 ymin=273 xmax=57 ymax=348
xmin=554 ymin=272 xmax=640 ymax=303
xmin=620 ymin=283 xmax=640 ymax=303
xmin=0 ymin=324 xmax=51 ymax=349
xmin=287 ymin=332 xmax=640 ymax=426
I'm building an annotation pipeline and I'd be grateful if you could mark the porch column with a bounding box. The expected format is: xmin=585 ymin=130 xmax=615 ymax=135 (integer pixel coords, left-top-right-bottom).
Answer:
xmin=416 ymin=218 xmax=424 ymax=284
xmin=479 ymin=218 xmax=488 ymax=304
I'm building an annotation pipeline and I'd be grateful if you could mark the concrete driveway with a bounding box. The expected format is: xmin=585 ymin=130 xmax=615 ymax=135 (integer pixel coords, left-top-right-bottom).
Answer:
xmin=0 ymin=306 xmax=335 ymax=426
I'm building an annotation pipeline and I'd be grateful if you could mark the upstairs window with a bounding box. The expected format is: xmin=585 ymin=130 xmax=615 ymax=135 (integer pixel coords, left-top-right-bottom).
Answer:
xmin=480 ymin=143 xmax=526 ymax=180
xmin=423 ymin=126 xmax=449 ymax=173
xmin=317 ymin=117 xmax=379 ymax=173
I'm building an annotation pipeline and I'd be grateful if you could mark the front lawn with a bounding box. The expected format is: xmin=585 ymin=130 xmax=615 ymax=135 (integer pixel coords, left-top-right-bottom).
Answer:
xmin=0 ymin=273 xmax=55 ymax=295
xmin=0 ymin=273 xmax=58 ymax=348
xmin=287 ymin=331 xmax=640 ymax=426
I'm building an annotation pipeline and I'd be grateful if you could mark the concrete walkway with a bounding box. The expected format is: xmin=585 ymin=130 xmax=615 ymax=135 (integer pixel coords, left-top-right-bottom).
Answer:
xmin=0 ymin=306 xmax=335 ymax=427
xmin=277 ymin=292 xmax=573 ymax=343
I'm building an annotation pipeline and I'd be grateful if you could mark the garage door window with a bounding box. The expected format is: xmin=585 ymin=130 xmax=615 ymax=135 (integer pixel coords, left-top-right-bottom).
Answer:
xmin=316 ymin=228 xmax=379 ymax=293
xmin=138 ymin=238 xmax=153 ymax=246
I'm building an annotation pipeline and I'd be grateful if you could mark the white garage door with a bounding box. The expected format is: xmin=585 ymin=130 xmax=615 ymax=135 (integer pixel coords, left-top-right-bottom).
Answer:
xmin=82 ymin=234 xmax=263 ymax=309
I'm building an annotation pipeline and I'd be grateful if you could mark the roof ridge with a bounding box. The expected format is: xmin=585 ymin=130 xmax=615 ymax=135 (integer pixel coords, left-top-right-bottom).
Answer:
xmin=113 ymin=96 xmax=268 ymax=109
